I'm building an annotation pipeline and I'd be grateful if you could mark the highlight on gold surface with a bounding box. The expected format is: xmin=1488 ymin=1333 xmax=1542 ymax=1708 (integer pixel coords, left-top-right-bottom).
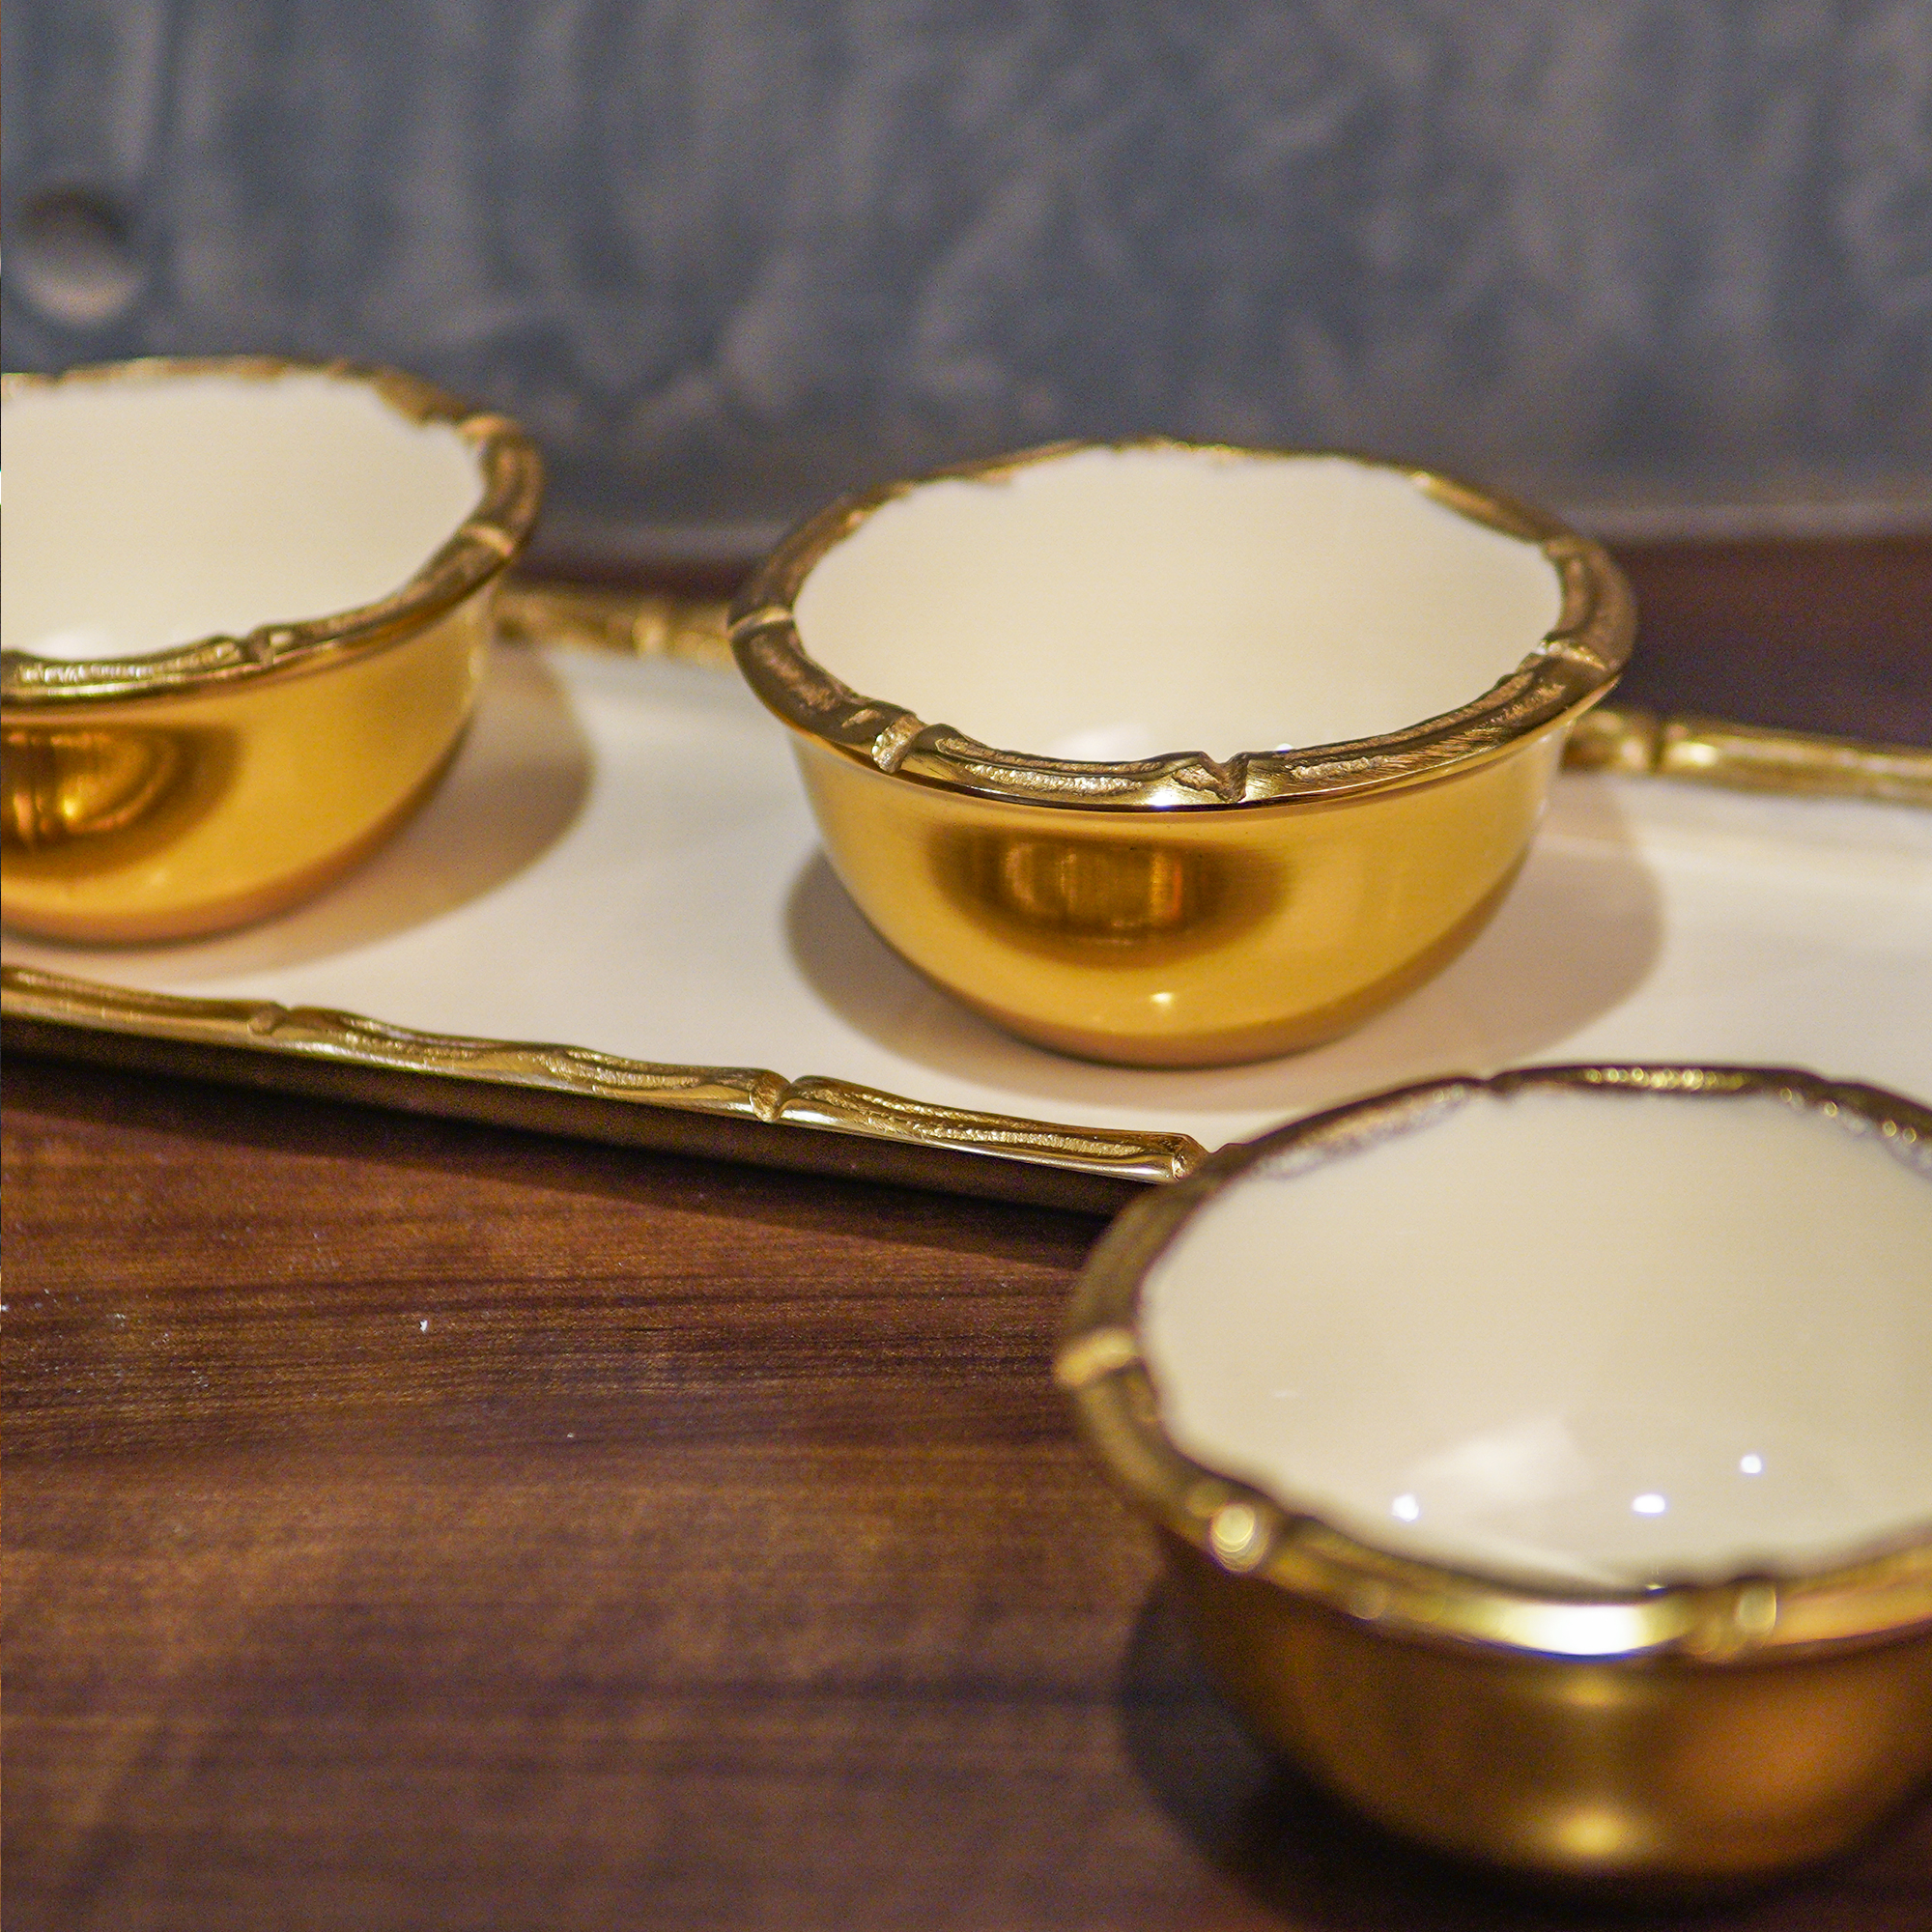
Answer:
xmin=791 ymin=724 xmax=1565 ymax=1066
xmin=2 ymin=724 xmax=189 ymax=848
xmin=0 ymin=965 xmax=1205 ymax=1187
xmin=2 ymin=600 xmax=491 ymax=942
xmin=494 ymin=581 xmax=734 ymax=668
xmin=1569 ymin=703 xmax=1932 ymax=807
xmin=1058 ymin=1063 xmax=1932 ymax=1887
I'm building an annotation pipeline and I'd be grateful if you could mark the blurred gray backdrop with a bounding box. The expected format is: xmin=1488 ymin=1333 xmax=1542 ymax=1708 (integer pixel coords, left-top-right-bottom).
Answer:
xmin=5 ymin=0 xmax=1929 ymax=562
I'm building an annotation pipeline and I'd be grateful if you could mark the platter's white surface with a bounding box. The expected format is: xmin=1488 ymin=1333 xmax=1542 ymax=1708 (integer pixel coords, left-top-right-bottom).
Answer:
xmin=7 ymin=643 xmax=1930 ymax=1155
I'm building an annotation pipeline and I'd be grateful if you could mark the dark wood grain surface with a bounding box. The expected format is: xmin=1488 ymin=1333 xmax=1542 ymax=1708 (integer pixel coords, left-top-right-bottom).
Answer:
xmin=6 ymin=539 xmax=1930 ymax=1930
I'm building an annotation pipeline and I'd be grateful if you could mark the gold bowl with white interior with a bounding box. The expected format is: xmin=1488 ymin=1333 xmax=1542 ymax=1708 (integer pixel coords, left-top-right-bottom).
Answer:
xmin=1058 ymin=1065 xmax=1932 ymax=1889
xmin=731 ymin=440 xmax=1634 ymax=1066
xmin=2 ymin=357 xmax=542 ymax=942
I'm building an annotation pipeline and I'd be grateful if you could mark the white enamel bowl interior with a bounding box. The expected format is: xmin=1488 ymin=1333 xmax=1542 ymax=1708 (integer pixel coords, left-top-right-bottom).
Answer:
xmin=1139 ymin=1088 xmax=1932 ymax=1591
xmin=3 ymin=369 xmax=486 ymax=662
xmin=792 ymin=447 xmax=1566 ymax=764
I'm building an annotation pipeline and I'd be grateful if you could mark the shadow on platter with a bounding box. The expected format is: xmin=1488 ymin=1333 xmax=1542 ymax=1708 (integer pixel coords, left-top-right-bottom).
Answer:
xmin=1116 ymin=1579 xmax=1908 ymax=1931
xmin=783 ymin=779 xmax=1668 ymax=1121
xmin=3 ymin=645 xmax=592 ymax=980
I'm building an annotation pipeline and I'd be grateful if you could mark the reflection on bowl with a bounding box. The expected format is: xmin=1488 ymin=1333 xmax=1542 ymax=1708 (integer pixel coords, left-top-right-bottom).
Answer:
xmin=3 ymin=724 xmax=195 ymax=846
xmin=1 ymin=357 xmax=542 ymax=942
xmin=932 ymin=823 xmax=1279 ymax=966
xmin=1058 ymin=1065 xmax=1932 ymax=1890
xmin=733 ymin=441 xmax=1633 ymax=1066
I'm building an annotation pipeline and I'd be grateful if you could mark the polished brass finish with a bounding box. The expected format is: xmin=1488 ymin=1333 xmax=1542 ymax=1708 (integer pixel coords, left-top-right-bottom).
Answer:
xmin=1569 ymin=703 xmax=1932 ymax=807
xmin=1058 ymin=1065 xmax=1932 ymax=1889
xmin=733 ymin=442 xmax=1634 ymax=811
xmin=3 ymin=725 xmax=188 ymax=847
xmin=494 ymin=581 xmax=734 ymax=668
xmin=730 ymin=441 xmax=1635 ymax=1065
xmin=795 ymin=728 xmax=1561 ymax=1064
xmin=4 ymin=604 xmax=486 ymax=941
xmin=501 ymin=580 xmax=1928 ymax=810
xmin=1164 ymin=1531 xmax=1932 ymax=1892
xmin=1 ymin=358 xmax=543 ymax=941
xmin=0 ymin=965 xmax=1205 ymax=1189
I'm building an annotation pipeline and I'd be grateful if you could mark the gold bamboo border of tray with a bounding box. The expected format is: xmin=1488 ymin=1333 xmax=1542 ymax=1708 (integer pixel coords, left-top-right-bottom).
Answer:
xmin=6 ymin=581 xmax=1930 ymax=1214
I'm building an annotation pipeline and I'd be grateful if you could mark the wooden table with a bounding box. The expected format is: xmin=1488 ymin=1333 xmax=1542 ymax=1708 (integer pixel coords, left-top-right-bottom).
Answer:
xmin=7 ymin=540 xmax=1930 ymax=1931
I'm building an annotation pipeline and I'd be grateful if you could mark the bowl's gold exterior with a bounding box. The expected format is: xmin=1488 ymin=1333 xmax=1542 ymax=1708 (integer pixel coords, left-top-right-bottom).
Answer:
xmin=1058 ymin=1066 xmax=1932 ymax=1891
xmin=1167 ymin=1532 xmax=1932 ymax=1891
xmin=794 ymin=724 xmax=1565 ymax=1065
xmin=3 ymin=598 xmax=488 ymax=941
xmin=733 ymin=440 xmax=1634 ymax=1067
xmin=1 ymin=358 xmax=541 ymax=943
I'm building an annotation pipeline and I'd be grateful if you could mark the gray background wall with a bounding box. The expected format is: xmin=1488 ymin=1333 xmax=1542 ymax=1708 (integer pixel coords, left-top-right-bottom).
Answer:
xmin=5 ymin=0 xmax=1929 ymax=562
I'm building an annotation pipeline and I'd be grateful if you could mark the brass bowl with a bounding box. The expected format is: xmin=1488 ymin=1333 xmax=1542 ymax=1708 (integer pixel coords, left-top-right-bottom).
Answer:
xmin=1057 ymin=1065 xmax=1932 ymax=1891
xmin=732 ymin=441 xmax=1634 ymax=1066
xmin=2 ymin=357 xmax=542 ymax=942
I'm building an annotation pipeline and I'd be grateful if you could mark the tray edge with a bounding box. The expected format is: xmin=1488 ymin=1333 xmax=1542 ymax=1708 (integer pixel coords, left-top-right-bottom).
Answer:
xmin=0 ymin=964 xmax=1202 ymax=1213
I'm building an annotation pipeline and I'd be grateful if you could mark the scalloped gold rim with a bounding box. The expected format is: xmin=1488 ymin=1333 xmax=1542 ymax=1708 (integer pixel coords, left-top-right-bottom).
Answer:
xmin=503 ymin=578 xmax=1932 ymax=805
xmin=0 ymin=356 xmax=544 ymax=711
xmin=1058 ymin=1063 xmax=1932 ymax=1662
xmin=0 ymin=964 xmax=1205 ymax=1187
xmin=730 ymin=440 xmax=1636 ymax=811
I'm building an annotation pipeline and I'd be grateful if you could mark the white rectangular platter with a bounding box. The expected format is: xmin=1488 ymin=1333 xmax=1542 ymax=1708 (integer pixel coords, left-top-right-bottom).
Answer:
xmin=7 ymin=638 xmax=1930 ymax=1210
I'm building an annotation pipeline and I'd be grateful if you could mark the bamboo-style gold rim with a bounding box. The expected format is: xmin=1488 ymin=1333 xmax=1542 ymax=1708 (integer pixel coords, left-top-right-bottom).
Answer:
xmin=0 ymin=356 xmax=544 ymax=710
xmin=730 ymin=440 xmax=1636 ymax=811
xmin=0 ymin=964 xmax=1204 ymax=1188
xmin=505 ymin=577 xmax=1932 ymax=806
xmin=1058 ymin=1064 xmax=1932 ymax=1662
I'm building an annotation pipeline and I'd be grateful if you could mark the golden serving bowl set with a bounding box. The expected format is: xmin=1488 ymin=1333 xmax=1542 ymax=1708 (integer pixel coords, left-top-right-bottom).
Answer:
xmin=4 ymin=358 xmax=1927 ymax=1895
